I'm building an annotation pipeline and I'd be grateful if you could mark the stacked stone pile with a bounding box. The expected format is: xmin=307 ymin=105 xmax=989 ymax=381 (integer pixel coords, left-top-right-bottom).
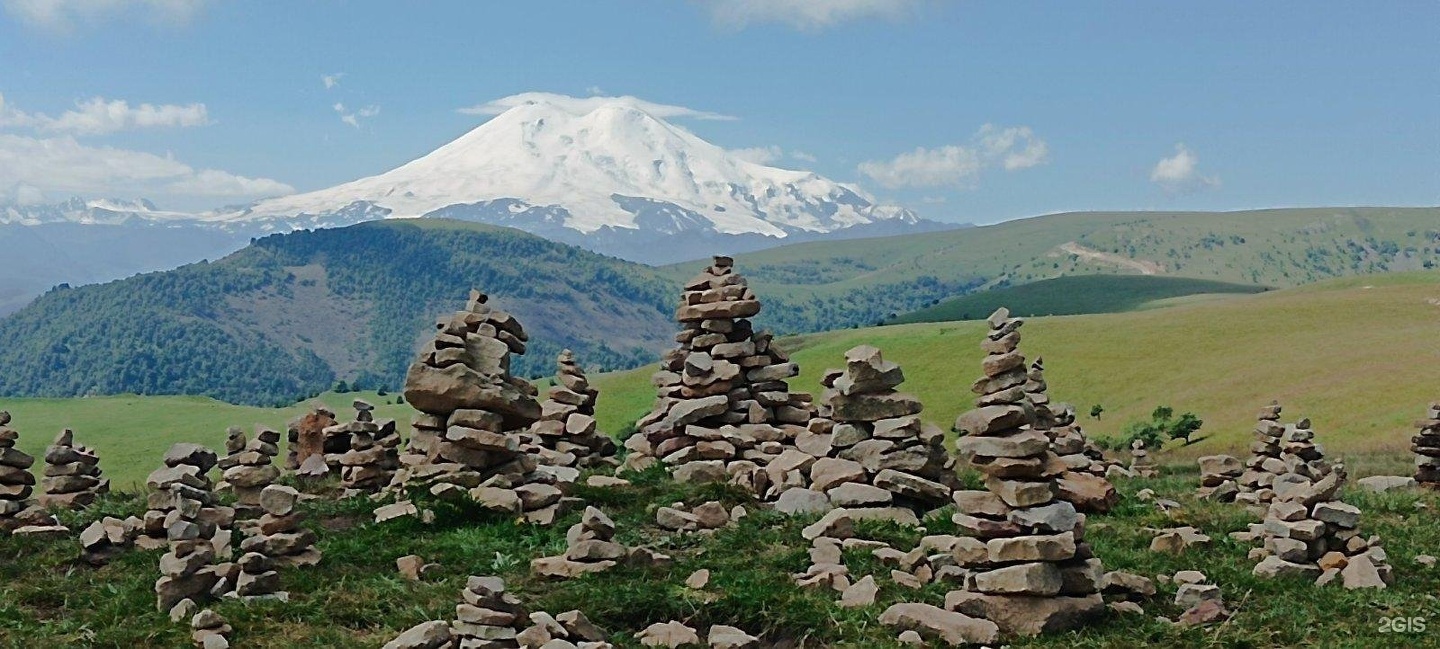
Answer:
xmin=217 ymin=426 xmax=281 ymax=516
xmin=532 ymin=506 xmax=629 ymax=579
xmin=151 ymin=444 xmax=232 ymax=611
xmin=1412 ymin=402 xmax=1440 ymax=488
xmin=1196 ymin=455 xmax=1242 ymax=502
xmin=335 ymin=400 xmax=402 ymax=494
xmin=795 ymin=344 xmax=956 ymax=514
xmin=1237 ymin=401 xmax=1287 ymax=507
xmin=948 ymin=308 xmax=1104 ymax=638
xmin=79 ymin=516 xmax=142 ymax=565
xmin=233 ymin=485 xmax=318 ymax=601
xmin=626 ymin=256 xmax=816 ymax=494
xmin=1249 ymin=462 xmax=1393 ymax=589
xmin=522 ymin=350 xmax=617 ymax=474
xmin=190 ymin=609 xmax=231 ymax=649
xmin=288 ymin=406 xmax=337 ymax=476
xmin=0 ymin=412 xmax=58 ymax=534
xmin=392 ymin=290 xmax=596 ymax=524
xmin=38 ymin=428 xmax=108 ymax=509
xmin=140 ymin=444 xmax=231 ymax=552
xmin=1128 ymin=439 xmax=1158 ymax=478
xmin=655 ymin=500 xmax=743 ymax=534
xmin=382 ymin=575 xmax=615 ymax=649
xmin=1020 ymin=358 xmax=1118 ymax=512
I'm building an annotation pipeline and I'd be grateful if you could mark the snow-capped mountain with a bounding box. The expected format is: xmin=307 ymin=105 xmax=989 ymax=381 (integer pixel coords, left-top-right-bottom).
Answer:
xmin=208 ymin=94 xmax=938 ymax=259
xmin=0 ymin=197 xmax=198 ymax=226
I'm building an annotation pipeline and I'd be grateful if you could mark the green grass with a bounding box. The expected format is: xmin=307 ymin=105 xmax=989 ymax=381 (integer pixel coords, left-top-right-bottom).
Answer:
xmin=3 ymin=464 xmax=1440 ymax=647
xmin=0 ymin=391 xmax=411 ymax=490
xmin=595 ymin=270 xmax=1440 ymax=468
xmin=887 ymin=275 xmax=1270 ymax=324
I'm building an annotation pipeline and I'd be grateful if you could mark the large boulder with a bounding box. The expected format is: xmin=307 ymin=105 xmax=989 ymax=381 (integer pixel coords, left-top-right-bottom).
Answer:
xmin=404 ymin=363 xmax=540 ymax=428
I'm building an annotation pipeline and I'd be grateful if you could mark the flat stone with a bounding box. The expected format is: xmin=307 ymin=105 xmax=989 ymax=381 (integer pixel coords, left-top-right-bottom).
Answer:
xmin=879 ymin=602 xmax=1000 ymax=646
xmin=1356 ymin=475 xmax=1416 ymax=493
xmin=1340 ymin=554 xmax=1388 ymax=589
xmin=707 ymin=624 xmax=759 ymax=649
xmin=971 ymin=562 xmax=1063 ymax=595
xmin=635 ymin=620 xmax=701 ymax=648
xmin=826 ymin=482 xmax=894 ymax=508
xmin=1253 ymin=555 xmax=1322 ymax=580
xmin=808 ymin=457 xmax=864 ymax=492
xmin=802 ymin=509 xmax=854 ymax=540
xmin=774 ymin=488 xmax=832 ymax=515
xmin=382 ymin=620 xmax=452 ymax=649
xmin=839 ymin=575 xmax=878 ymax=608
xmin=944 ymin=591 xmax=1104 ymax=637
xmin=986 ymin=532 xmax=1076 ymax=563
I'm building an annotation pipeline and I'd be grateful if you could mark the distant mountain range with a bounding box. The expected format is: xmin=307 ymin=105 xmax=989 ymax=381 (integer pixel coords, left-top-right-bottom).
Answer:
xmin=0 ymin=95 xmax=957 ymax=314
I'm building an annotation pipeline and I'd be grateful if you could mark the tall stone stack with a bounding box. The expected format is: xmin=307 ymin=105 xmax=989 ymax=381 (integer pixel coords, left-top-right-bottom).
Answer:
xmin=523 ymin=350 xmax=617 ymax=472
xmin=627 ymin=256 xmax=815 ymax=489
xmin=392 ymin=290 xmax=591 ymax=523
xmin=217 ymin=426 xmax=281 ymax=516
xmin=0 ymin=412 xmax=54 ymax=533
xmin=1018 ymin=359 xmax=1118 ymax=513
xmin=234 ymin=485 xmax=318 ymax=601
xmin=1237 ymin=401 xmax=1288 ymax=507
xmin=950 ymin=308 xmax=1103 ymax=637
xmin=806 ymin=345 xmax=956 ymax=512
xmin=1251 ymin=463 xmax=1394 ymax=589
xmin=139 ymin=444 xmax=229 ymax=551
xmin=336 ymin=401 xmax=402 ymax=494
xmin=38 ymin=428 xmax=109 ymax=509
xmin=1414 ymin=403 xmax=1440 ymax=488
xmin=1128 ymin=440 xmax=1158 ymax=478
xmin=150 ymin=444 xmax=231 ymax=611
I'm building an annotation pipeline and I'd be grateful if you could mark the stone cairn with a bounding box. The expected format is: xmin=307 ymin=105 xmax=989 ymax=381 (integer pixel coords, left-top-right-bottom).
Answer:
xmin=1 ymin=412 xmax=59 ymax=534
xmin=38 ymin=428 xmax=108 ymax=509
xmin=151 ymin=444 xmax=232 ymax=611
xmin=80 ymin=516 xmax=141 ymax=566
xmin=1021 ymin=358 xmax=1118 ymax=513
xmin=1236 ymin=401 xmax=1287 ymax=507
xmin=288 ymin=405 xmax=337 ymax=477
xmin=627 ymin=255 xmax=815 ymax=496
xmin=1196 ymin=455 xmax=1242 ymax=502
xmin=522 ymin=350 xmax=617 ymax=474
xmin=217 ymin=426 xmax=282 ymax=517
xmin=335 ymin=400 xmax=402 ymax=494
xmin=802 ymin=345 xmax=957 ymax=514
xmin=1412 ymin=402 xmax=1440 ymax=488
xmin=532 ymin=506 xmax=627 ymax=579
xmin=393 ymin=290 xmax=586 ymax=525
xmin=1128 ymin=439 xmax=1158 ymax=478
xmin=950 ymin=308 xmax=1104 ymax=637
xmin=1249 ymin=461 xmax=1394 ymax=589
xmin=190 ymin=609 xmax=231 ymax=649
xmin=233 ymin=484 xmax=318 ymax=601
xmin=382 ymin=575 xmax=613 ymax=649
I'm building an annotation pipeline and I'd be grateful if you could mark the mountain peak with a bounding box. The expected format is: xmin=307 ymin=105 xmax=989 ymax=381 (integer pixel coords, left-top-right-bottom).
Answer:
xmin=223 ymin=93 xmax=921 ymax=245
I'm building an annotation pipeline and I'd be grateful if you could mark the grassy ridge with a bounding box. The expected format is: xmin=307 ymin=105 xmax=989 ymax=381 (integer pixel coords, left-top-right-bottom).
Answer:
xmin=596 ymin=270 xmax=1440 ymax=472
xmin=887 ymin=275 xmax=1270 ymax=324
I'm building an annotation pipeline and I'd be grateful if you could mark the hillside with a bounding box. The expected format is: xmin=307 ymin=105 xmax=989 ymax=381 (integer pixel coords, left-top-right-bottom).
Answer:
xmin=677 ymin=207 xmax=1439 ymax=332
xmin=887 ymin=275 xmax=1270 ymax=324
xmin=593 ymin=270 xmax=1440 ymax=470
xmin=0 ymin=220 xmax=676 ymax=406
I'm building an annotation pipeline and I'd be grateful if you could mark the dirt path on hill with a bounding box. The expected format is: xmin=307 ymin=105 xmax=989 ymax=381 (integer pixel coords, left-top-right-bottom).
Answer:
xmin=1057 ymin=241 xmax=1164 ymax=275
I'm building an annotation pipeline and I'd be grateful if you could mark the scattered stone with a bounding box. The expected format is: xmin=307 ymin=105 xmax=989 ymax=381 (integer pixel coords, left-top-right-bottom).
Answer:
xmin=1178 ymin=599 xmax=1230 ymax=627
xmin=840 ymin=575 xmax=879 ymax=608
xmin=79 ymin=516 xmax=138 ymax=565
xmin=1357 ymin=475 xmax=1416 ymax=493
xmin=706 ymin=624 xmax=759 ymax=649
xmin=1149 ymin=527 xmax=1211 ymax=554
xmin=685 ymin=568 xmax=710 ymax=589
xmin=879 ymin=602 xmax=1000 ymax=646
xmin=382 ymin=620 xmax=453 ymax=649
xmin=636 ymin=620 xmax=701 ymax=648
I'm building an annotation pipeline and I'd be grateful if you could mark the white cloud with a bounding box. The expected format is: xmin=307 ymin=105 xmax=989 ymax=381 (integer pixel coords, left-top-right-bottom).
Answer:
xmin=333 ymin=102 xmax=379 ymax=129
xmin=585 ymin=85 xmax=605 ymax=96
xmin=1150 ymin=143 xmax=1219 ymax=193
xmin=322 ymin=73 xmax=344 ymax=90
xmin=459 ymin=92 xmax=736 ymax=121
xmin=3 ymin=0 xmax=206 ymax=30
xmin=858 ymin=123 xmax=1049 ymax=189
xmin=0 ymin=133 xmax=293 ymax=199
xmin=708 ymin=0 xmax=917 ymax=30
xmin=0 ymin=93 xmax=208 ymax=135
xmin=729 ymin=145 xmax=783 ymax=164
xmin=790 ymin=150 xmax=817 ymax=162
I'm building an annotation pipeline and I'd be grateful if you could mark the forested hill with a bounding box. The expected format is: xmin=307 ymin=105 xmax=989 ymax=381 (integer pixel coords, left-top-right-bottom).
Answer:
xmin=0 ymin=220 xmax=678 ymax=406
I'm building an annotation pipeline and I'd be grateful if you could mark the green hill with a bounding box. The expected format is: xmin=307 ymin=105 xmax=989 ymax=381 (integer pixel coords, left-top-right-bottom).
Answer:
xmin=888 ymin=275 xmax=1270 ymax=324
xmin=671 ymin=207 xmax=1439 ymax=333
xmin=0 ymin=220 xmax=677 ymax=406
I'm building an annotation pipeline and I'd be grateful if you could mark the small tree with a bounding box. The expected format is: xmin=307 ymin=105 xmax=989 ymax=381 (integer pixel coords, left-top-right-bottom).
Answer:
xmin=333 ymin=380 xmax=350 ymax=393
xmin=1167 ymin=412 xmax=1204 ymax=445
xmin=1090 ymin=404 xmax=1105 ymax=420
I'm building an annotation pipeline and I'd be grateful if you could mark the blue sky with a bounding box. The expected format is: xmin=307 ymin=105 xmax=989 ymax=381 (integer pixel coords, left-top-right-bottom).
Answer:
xmin=1 ymin=0 xmax=1436 ymax=222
